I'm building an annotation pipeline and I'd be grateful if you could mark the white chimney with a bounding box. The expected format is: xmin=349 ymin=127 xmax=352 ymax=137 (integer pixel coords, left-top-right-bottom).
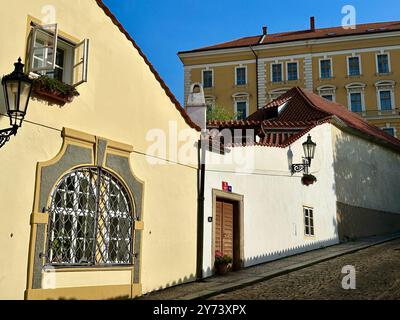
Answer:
xmin=186 ymin=82 xmax=207 ymax=132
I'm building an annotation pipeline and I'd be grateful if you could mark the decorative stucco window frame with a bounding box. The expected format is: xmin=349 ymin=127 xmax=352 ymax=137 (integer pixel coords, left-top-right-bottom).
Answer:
xmin=202 ymin=67 xmax=214 ymax=89
xmin=268 ymin=88 xmax=290 ymax=102
xmin=319 ymin=57 xmax=333 ymax=79
xmin=270 ymin=61 xmax=284 ymax=83
xmin=346 ymin=82 xmax=366 ymax=114
xmin=25 ymin=128 xmax=144 ymax=300
xmin=317 ymin=85 xmax=336 ymax=102
xmin=234 ymin=65 xmax=248 ymax=86
xmin=346 ymin=54 xmax=362 ymax=77
xmin=375 ymin=51 xmax=392 ymax=75
xmin=375 ymin=80 xmax=396 ymax=113
xmin=232 ymin=92 xmax=250 ymax=119
xmin=286 ymin=60 xmax=299 ymax=82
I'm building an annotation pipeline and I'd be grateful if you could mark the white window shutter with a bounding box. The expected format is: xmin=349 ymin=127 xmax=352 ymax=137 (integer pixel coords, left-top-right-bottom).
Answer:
xmin=29 ymin=23 xmax=58 ymax=73
xmin=72 ymin=39 xmax=89 ymax=87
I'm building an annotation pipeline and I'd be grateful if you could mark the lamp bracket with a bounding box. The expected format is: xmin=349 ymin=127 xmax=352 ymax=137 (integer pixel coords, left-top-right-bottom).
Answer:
xmin=291 ymin=158 xmax=311 ymax=175
xmin=0 ymin=126 xmax=18 ymax=148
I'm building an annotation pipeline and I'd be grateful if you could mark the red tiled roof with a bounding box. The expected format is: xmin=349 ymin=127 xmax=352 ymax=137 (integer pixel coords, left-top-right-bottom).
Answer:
xmin=95 ymin=0 xmax=200 ymax=131
xmin=181 ymin=21 xmax=400 ymax=53
xmin=298 ymin=88 xmax=400 ymax=150
xmin=208 ymin=87 xmax=400 ymax=151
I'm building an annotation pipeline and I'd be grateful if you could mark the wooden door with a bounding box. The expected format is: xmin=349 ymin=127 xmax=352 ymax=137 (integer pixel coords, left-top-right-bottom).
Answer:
xmin=215 ymin=200 xmax=234 ymax=258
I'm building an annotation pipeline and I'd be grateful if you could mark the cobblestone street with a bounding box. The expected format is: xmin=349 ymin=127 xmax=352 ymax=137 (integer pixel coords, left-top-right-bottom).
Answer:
xmin=209 ymin=238 xmax=400 ymax=300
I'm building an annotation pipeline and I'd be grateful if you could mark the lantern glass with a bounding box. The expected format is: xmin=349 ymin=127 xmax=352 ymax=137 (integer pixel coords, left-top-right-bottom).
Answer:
xmin=2 ymin=58 xmax=33 ymax=128
xmin=5 ymin=80 xmax=19 ymax=113
xmin=302 ymin=135 xmax=316 ymax=161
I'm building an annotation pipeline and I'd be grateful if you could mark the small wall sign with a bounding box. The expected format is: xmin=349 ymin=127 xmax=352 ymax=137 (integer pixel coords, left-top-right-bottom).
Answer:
xmin=222 ymin=181 xmax=233 ymax=193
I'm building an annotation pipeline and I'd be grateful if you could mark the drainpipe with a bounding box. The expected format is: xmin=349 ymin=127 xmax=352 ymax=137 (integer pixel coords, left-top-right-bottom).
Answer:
xmin=196 ymin=137 xmax=206 ymax=280
xmin=185 ymin=83 xmax=207 ymax=280
xmin=250 ymin=45 xmax=259 ymax=109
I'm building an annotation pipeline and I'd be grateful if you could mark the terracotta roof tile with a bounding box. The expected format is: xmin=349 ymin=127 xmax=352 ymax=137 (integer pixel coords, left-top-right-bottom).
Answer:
xmin=207 ymin=87 xmax=400 ymax=151
xmin=181 ymin=21 xmax=400 ymax=53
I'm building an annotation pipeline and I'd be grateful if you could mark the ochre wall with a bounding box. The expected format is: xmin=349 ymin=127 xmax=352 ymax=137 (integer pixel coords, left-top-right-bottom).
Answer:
xmin=182 ymin=34 xmax=400 ymax=135
xmin=0 ymin=0 xmax=198 ymax=299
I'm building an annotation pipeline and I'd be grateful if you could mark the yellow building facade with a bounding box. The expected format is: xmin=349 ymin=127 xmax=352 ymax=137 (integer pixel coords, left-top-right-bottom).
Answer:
xmin=0 ymin=0 xmax=200 ymax=300
xmin=179 ymin=19 xmax=400 ymax=137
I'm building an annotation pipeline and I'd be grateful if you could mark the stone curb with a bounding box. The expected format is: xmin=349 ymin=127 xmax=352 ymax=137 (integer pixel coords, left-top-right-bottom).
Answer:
xmin=178 ymin=233 xmax=400 ymax=300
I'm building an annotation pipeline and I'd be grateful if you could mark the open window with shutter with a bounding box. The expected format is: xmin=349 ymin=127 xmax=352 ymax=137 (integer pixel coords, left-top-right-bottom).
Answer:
xmin=72 ymin=39 xmax=89 ymax=87
xmin=27 ymin=22 xmax=89 ymax=87
xmin=29 ymin=23 xmax=59 ymax=73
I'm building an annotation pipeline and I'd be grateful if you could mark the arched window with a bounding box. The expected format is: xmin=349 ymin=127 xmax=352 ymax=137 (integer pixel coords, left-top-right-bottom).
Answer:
xmin=46 ymin=167 xmax=135 ymax=266
xmin=317 ymin=85 xmax=336 ymax=102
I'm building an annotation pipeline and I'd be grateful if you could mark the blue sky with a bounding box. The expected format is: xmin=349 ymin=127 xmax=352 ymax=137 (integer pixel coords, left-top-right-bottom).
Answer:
xmin=102 ymin=0 xmax=400 ymax=104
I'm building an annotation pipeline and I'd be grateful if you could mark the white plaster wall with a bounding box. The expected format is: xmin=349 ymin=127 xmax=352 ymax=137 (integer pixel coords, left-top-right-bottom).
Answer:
xmin=332 ymin=126 xmax=400 ymax=214
xmin=203 ymin=124 xmax=339 ymax=276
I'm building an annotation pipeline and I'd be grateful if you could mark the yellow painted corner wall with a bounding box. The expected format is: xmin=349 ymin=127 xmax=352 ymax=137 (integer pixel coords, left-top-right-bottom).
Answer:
xmin=190 ymin=63 xmax=258 ymax=115
xmin=183 ymin=35 xmax=400 ymax=134
xmin=0 ymin=0 xmax=199 ymax=299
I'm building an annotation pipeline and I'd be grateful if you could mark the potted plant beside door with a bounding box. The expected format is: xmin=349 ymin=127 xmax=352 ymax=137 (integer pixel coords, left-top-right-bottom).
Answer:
xmin=214 ymin=250 xmax=233 ymax=276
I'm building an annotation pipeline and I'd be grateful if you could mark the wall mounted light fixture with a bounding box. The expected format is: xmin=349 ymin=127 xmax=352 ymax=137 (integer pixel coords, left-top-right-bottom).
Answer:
xmin=291 ymin=134 xmax=317 ymax=174
xmin=1 ymin=58 xmax=33 ymax=148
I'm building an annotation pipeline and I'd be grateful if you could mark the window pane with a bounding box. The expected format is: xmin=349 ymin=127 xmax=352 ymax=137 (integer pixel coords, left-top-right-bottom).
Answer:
xmin=350 ymin=93 xmax=362 ymax=112
xmin=380 ymin=91 xmax=392 ymax=111
xmin=203 ymin=71 xmax=213 ymax=88
xmin=320 ymin=60 xmax=331 ymax=79
xmin=348 ymin=57 xmax=360 ymax=76
xmin=272 ymin=64 xmax=282 ymax=82
xmin=287 ymin=63 xmax=298 ymax=81
xmin=322 ymin=95 xmax=333 ymax=101
xmin=236 ymin=67 xmax=246 ymax=85
xmin=378 ymin=55 xmax=389 ymax=74
xmin=47 ymin=167 xmax=134 ymax=266
xmin=236 ymin=102 xmax=247 ymax=120
xmin=383 ymin=128 xmax=395 ymax=136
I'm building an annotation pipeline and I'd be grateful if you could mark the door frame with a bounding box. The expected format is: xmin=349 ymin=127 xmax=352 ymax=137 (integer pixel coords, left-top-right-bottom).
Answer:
xmin=211 ymin=189 xmax=244 ymax=273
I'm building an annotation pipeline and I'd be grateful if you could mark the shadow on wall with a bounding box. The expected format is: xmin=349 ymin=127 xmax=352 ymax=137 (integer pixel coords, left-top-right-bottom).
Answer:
xmin=0 ymin=87 xmax=6 ymax=120
xmin=333 ymin=132 xmax=400 ymax=240
xmin=244 ymin=236 xmax=339 ymax=267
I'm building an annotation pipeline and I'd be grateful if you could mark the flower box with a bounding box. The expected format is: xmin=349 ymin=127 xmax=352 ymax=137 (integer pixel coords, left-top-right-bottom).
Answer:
xmin=33 ymin=88 xmax=74 ymax=105
xmin=32 ymin=76 xmax=79 ymax=105
xmin=301 ymin=174 xmax=317 ymax=186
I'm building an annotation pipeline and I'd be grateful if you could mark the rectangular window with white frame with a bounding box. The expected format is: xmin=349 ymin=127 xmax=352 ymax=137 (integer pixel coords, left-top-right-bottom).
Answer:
xmin=27 ymin=22 xmax=89 ymax=87
xmin=347 ymin=56 xmax=361 ymax=76
xmin=376 ymin=53 xmax=390 ymax=74
xmin=235 ymin=66 xmax=247 ymax=86
xmin=349 ymin=92 xmax=363 ymax=112
xmin=271 ymin=63 xmax=283 ymax=83
xmin=319 ymin=58 xmax=332 ymax=79
xmin=287 ymin=62 xmax=299 ymax=81
xmin=202 ymin=69 xmax=213 ymax=88
xmin=378 ymin=90 xmax=393 ymax=111
xmin=235 ymin=101 xmax=248 ymax=120
xmin=304 ymin=207 xmax=315 ymax=237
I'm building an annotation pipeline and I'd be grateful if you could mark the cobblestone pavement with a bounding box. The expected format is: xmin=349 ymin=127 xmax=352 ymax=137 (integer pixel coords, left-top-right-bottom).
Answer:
xmin=209 ymin=238 xmax=400 ymax=300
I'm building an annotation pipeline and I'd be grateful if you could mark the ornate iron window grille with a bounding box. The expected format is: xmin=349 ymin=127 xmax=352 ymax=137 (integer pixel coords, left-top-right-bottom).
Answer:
xmin=45 ymin=167 xmax=135 ymax=267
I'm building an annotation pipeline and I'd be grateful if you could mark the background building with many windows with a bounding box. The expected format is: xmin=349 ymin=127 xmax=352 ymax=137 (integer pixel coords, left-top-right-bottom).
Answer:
xmin=179 ymin=18 xmax=400 ymax=136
